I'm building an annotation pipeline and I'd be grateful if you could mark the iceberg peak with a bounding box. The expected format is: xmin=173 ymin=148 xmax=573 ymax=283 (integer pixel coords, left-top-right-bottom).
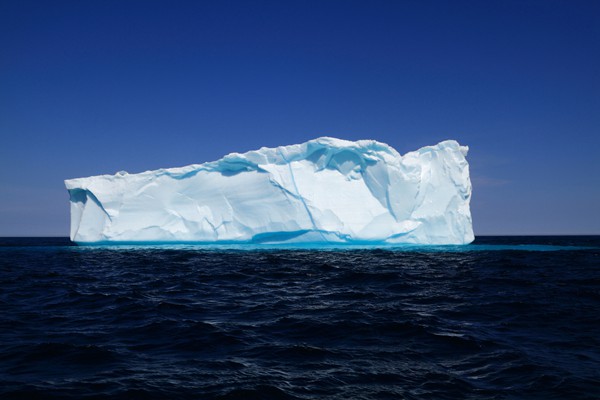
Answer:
xmin=65 ymin=137 xmax=473 ymax=245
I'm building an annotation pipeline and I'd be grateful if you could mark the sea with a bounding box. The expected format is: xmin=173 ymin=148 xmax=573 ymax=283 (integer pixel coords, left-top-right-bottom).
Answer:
xmin=0 ymin=236 xmax=598 ymax=399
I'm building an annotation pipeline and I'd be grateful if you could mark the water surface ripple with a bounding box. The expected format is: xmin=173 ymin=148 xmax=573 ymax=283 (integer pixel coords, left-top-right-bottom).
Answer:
xmin=1 ymin=236 xmax=599 ymax=399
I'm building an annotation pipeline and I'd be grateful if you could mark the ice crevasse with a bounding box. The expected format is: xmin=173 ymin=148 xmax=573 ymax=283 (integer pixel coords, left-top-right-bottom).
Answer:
xmin=65 ymin=137 xmax=474 ymax=245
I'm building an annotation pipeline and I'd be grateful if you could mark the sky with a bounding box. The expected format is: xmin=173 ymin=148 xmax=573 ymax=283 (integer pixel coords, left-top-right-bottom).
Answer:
xmin=1 ymin=0 xmax=599 ymax=236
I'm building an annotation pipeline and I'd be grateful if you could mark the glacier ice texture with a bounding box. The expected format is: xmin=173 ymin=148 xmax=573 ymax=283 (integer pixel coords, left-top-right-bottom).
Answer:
xmin=65 ymin=137 xmax=473 ymax=245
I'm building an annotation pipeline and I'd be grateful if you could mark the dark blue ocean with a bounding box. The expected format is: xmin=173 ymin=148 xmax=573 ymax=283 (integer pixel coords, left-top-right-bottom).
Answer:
xmin=1 ymin=237 xmax=599 ymax=399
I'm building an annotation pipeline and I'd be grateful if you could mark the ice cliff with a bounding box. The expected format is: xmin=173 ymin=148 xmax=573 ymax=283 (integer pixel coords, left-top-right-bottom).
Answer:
xmin=65 ymin=137 xmax=473 ymax=245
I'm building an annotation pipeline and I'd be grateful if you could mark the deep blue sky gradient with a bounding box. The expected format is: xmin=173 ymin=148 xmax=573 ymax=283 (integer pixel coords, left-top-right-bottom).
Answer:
xmin=1 ymin=0 xmax=599 ymax=236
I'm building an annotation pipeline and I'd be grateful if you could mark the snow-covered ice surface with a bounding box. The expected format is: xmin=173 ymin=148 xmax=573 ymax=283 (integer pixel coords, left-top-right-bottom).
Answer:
xmin=65 ymin=137 xmax=473 ymax=245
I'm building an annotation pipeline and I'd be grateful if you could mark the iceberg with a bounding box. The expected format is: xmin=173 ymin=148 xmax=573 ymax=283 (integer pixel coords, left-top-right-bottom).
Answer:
xmin=65 ymin=137 xmax=473 ymax=245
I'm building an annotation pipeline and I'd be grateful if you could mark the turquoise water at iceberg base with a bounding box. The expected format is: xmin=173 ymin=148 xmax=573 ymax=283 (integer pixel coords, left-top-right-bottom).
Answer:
xmin=0 ymin=236 xmax=599 ymax=399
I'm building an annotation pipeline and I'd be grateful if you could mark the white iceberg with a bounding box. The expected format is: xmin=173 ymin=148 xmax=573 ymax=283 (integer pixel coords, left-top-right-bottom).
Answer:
xmin=65 ymin=137 xmax=473 ymax=245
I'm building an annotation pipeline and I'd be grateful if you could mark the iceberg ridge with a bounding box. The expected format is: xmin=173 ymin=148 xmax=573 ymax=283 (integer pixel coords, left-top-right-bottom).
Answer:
xmin=65 ymin=137 xmax=473 ymax=245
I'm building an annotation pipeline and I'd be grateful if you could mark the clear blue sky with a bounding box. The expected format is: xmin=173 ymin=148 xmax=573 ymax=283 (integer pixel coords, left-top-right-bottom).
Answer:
xmin=1 ymin=0 xmax=598 ymax=236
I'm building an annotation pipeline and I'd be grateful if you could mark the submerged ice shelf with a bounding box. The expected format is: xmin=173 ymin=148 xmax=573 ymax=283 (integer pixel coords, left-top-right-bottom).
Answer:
xmin=65 ymin=137 xmax=473 ymax=245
